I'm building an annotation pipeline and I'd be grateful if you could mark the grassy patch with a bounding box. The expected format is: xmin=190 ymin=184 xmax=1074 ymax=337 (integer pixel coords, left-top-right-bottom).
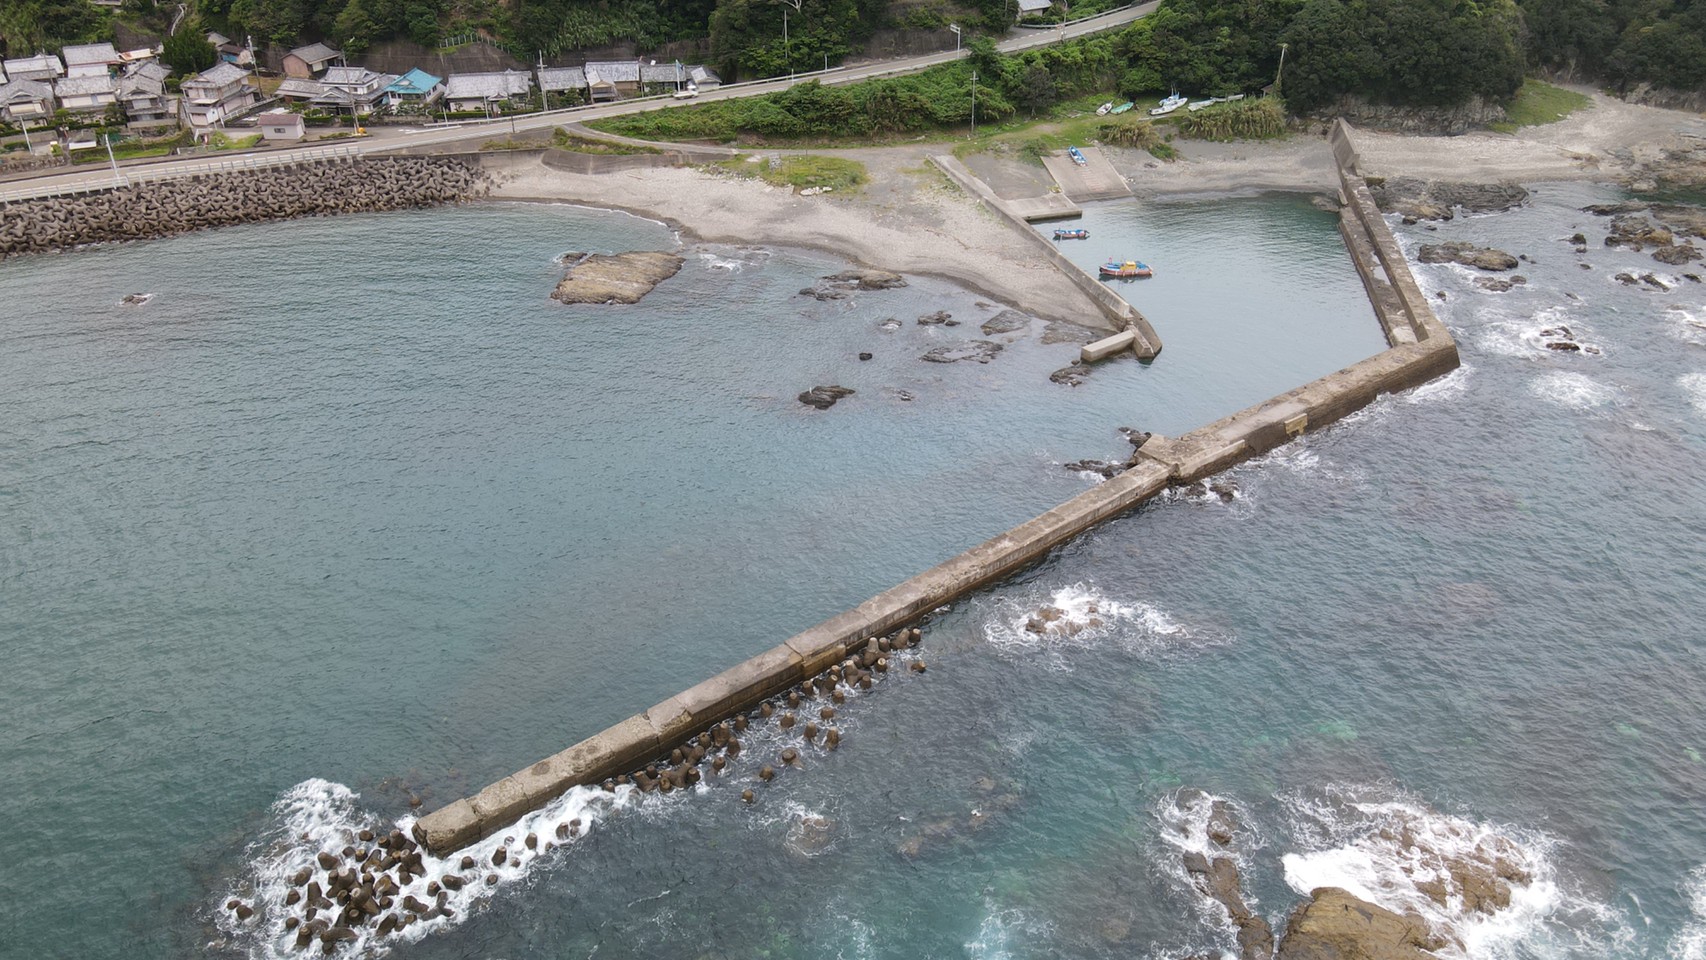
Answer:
xmin=208 ymin=132 xmax=263 ymax=150
xmin=550 ymin=128 xmax=661 ymax=154
xmin=1489 ymin=79 xmax=1591 ymax=133
xmin=1171 ymin=98 xmax=1288 ymax=141
xmin=718 ymin=154 xmax=868 ymax=193
xmin=481 ymin=137 xmax=550 ymax=151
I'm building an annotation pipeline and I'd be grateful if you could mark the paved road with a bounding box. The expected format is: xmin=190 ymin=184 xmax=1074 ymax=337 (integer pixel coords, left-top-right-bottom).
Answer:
xmin=2 ymin=3 xmax=1156 ymax=200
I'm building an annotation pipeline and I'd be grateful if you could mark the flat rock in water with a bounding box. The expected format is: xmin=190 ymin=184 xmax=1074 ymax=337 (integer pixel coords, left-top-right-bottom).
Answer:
xmin=1050 ymin=364 xmax=1092 ymax=386
xmin=922 ymin=340 xmax=1002 ymax=364
xmin=553 ymin=251 xmax=684 ymax=305
xmin=1369 ymin=177 xmax=1528 ymax=220
xmin=1474 ymin=275 xmax=1527 ymax=292
xmin=917 ymin=310 xmax=957 ymax=326
xmin=1041 ymin=320 xmax=1100 ymax=345
xmin=798 ymin=385 xmax=855 ymax=409
xmin=822 ymin=269 xmax=907 ymax=290
xmin=1417 ymin=241 xmax=1519 ymax=271
xmin=980 ymin=309 xmax=1032 ymax=335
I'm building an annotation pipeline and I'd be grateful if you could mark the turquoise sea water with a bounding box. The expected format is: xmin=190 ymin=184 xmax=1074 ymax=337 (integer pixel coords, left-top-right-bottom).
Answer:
xmin=7 ymin=187 xmax=1702 ymax=959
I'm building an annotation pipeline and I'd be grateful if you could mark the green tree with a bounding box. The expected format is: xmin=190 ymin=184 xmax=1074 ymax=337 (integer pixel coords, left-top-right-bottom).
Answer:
xmin=162 ymin=29 xmax=218 ymax=74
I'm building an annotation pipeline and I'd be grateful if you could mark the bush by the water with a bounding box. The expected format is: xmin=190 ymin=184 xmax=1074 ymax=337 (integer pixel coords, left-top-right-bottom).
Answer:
xmin=1172 ymin=98 xmax=1288 ymax=140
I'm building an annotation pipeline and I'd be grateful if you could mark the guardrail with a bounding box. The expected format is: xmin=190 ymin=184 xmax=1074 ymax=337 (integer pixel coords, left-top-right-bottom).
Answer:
xmin=0 ymin=145 xmax=362 ymax=204
xmin=1014 ymin=2 xmax=1141 ymax=29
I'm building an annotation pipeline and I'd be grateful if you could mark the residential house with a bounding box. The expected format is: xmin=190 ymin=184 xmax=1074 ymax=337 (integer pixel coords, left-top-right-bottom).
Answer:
xmin=0 ymin=79 xmax=54 ymax=122
xmin=256 ymin=110 xmax=305 ymax=141
xmin=282 ymin=42 xmax=342 ymax=78
xmin=689 ymin=66 xmax=722 ymax=92
xmin=535 ymin=66 xmax=586 ymax=105
xmin=444 ymin=70 xmax=532 ymax=112
xmin=381 ymin=68 xmax=444 ymax=110
xmin=62 ymin=42 xmax=122 ymax=78
xmin=180 ymin=61 xmax=258 ymax=129
xmin=55 ymin=73 xmax=118 ymax=113
xmin=1016 ymin=0 xmax=1054 ymax=15
xmin=204 ymin=32 xmax=254 ymax=66
xmin=118 ymin=60 xmax=173 ymax=127
xmin=639 ymin=61 xmax=689 ymax=94
xmin=274 ymin=77 xmax=329 ymax=103
xmin=4 ymin=53 xmax=64 ymax=83
xmin=312 ymin=65 xmax=396 ymax=115
xmin=584 ymin=60 xmax=639 ymax=101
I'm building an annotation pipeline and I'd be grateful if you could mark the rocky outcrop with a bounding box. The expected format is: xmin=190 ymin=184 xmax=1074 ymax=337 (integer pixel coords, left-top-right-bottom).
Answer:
xmin=1315 ymin=95 xmax=1507 ymax=135
xmin=916 ymin=310 xmax=957 ymax=326
xmin=1417 ymin=242 xmax=1519 ymax=271
xmin=552 ymin=251 xmax=684 ymax=304
xmin=1276 ymin=888 xmax=1444 ymax=960
xmin=1588 ymin=203 xmax=1706 ymax=263
xmin=1367 ymin=177 xmax=1528 ymax=221
xmin=0 ymin=156 xmax=486 ymax=259
xmin=822 ymin=269 xmax=907 ymax=290
xmin=798 ymin=385 xmax=855 ymax=409
xmin=1474 ymin=275 xmax=1526 ymax=292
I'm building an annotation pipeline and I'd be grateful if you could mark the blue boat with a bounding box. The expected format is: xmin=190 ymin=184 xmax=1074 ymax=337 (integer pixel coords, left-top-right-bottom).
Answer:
xmin=1099 ymin=259 xmax=1153 ymax=279
xmin=1053 ymin=228 xmax=1089 ymax=240
xmin=1067 ymin=146 xmax=1088 ymax=166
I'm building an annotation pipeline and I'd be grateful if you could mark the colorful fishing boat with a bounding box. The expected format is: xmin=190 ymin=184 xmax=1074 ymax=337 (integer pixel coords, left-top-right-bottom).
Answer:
xmin=1067 ymin=146 xmax=1088 ymax=166
xmin=1099 ymin=259 xmax=1153 ymax=279
xmin=1053 ymin=228 xmax=1090 ymax=240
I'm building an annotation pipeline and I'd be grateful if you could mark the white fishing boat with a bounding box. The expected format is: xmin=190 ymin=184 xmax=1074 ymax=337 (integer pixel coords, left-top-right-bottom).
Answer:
xmin=1149 ymin=92 xmax=1187 ymax=116
xmin=1095 ymin=101 xmax=1115 ymax=116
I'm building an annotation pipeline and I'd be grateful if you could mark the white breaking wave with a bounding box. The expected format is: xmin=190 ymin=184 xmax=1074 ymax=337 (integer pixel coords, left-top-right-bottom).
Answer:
xmin=1154 ymin=790 xmax=1264 ymax=954
xmin=1680 ymin=373 xmax=1706 ymax=417
xmin=1529 ymin=371 xmax=1621 ymax=411
xmin=981 ymin=582 xmax=1206 ymax=667
xmin=214 ymin=777 xmax=636 ymax=959
xmin=964 ymin=905 xmax=1051 ymax=960
xmin=1667 ymin=866 xmax=1706 ymax=960
xmin=1668 ymin=307 xmax=1706 ymax=347
xmin=1280 ymin=785 xmax=1631 ymax=960
xmin=696 ymin=247 xmax=771 ymax=273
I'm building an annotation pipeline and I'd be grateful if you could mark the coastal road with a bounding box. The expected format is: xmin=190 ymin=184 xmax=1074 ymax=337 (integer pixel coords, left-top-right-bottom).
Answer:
xmin=0 ymin=3 xmax=1157 ymax=201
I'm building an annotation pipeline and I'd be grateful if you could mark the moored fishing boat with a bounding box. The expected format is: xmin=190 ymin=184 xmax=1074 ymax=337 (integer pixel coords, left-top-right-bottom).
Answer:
xmin=1099 ymin=259 xmax=1153 ymax=278
xmin=1149 ymin=92 xmax=1187 ymax=116
xmin=1053 ymin=228 xmax=1090 ymax=240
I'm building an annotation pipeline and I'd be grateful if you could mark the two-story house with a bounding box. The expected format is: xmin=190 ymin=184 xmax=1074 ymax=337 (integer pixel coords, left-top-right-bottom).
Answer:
xmin=3 ymin=53 xmax=64 ymax=83
xmin=118 ymin=60 xmax=173 ymax=127
xmin=0 ymin=78 xmax=54 ymax=122
xmin=61 ymin=43 xmax=122 ymax=78
xmin=180 ymin=62 xmax=258 ymax=129
xmin=313 ymin=65 xmax=397 ymax=115
xmin=54 ymin=73 xmax=118 ymax=114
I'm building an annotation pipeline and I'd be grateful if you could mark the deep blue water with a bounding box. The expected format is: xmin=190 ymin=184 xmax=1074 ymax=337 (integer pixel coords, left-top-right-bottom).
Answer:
xmin=7 ymin=186 xmax=1704 ymax=960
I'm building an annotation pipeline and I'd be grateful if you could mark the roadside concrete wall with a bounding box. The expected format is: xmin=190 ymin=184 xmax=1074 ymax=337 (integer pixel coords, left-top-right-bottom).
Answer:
xmin=928 ymin=154 xmax=1161 ymax=356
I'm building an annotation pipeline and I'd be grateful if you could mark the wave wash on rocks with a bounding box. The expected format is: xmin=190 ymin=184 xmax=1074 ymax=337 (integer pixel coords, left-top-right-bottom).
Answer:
xmin=0 ymin=156 xmax=490 ymax=259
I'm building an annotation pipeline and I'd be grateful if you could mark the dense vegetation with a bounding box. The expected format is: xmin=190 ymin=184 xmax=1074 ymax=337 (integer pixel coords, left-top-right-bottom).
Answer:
xmin=2 ymin=0 xmax=1701 ymax=102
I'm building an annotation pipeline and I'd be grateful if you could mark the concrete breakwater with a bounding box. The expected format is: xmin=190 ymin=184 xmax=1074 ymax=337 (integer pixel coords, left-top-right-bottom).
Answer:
xmin=0 ymin=156 xmax=487 ymax=259
xmin=408 ymin=122 xmax=1457 ymax=859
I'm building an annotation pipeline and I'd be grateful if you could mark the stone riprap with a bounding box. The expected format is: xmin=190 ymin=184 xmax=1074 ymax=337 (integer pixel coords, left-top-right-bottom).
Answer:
xmin=0 ymin=156 xmax=487 ymax=259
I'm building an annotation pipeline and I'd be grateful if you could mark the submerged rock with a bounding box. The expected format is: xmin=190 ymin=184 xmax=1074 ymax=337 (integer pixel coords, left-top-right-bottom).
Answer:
xmin=1041 ymin=319 xmax=1100 ymax=345
xmin=798 ymin=385 xmax=855 ymax=409
xmin=1474 ymin=275 xmax=1527 ymax=292
xmin=1653 ymin=243 xmax=1702 ymax=265
xmin=1416 ymin=241 xmax=1519 ymax=271
xmin=1064 ymin=459 xmax=1123 ymax=479
xmin=1050 ymin=363 xmax=1093 ymax=386
xmin=916 ymin=310 xmax=957 ymax=326
xmin=921 ymin=340 xmax=1003 ymax=364
xmin=798 ymin=285 xmax=850 ymax=301
xmin=980 ymin=309 xmax=1032 ymax=335
xmin=552 ymin=251 xmax=685 ymax=305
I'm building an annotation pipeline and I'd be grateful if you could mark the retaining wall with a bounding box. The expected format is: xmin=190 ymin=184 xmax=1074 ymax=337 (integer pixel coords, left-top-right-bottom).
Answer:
xmin=0 ymin=155 xmax=485 ymax=258
xmin=928 ymin=154 xmax=1161 ymax=356
xmin=414 ymin=125 xmax=1458 ymax=854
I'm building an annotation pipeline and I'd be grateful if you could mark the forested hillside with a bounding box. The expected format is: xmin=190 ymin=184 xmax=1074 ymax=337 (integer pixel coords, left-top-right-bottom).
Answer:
xmin=2 ymin=0 xmax=1701 ymax=100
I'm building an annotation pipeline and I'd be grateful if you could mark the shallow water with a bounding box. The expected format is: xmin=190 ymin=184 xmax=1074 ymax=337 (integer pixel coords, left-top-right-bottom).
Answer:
xmin=0 ymin=195 xmax=1384 ymax=957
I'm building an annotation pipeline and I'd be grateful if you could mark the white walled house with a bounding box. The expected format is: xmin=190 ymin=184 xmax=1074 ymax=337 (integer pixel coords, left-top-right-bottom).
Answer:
xmin=54 ymin=73 xmax=118 ymax=113
xmin=4 ymin=53 xmax=64 ymax=83
xmin=444 ymin=71 xmax=532 ymax=113
xmin=119 ymin=61 xmax=173 ymax=127
xmin=62 ymin=42 xmax=122 ymax=78
xmin=180 ymin=62 xmax=258 ymax=129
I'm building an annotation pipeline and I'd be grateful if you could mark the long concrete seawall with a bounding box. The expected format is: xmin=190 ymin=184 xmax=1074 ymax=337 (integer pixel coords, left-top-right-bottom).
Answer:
xmin=412 ymin=127 xmax=1458 ymax=854
xmin=928 ymin=154 xmax=1162 ymax=357
xmin=0 ymin=155 xmax=485 ymax=258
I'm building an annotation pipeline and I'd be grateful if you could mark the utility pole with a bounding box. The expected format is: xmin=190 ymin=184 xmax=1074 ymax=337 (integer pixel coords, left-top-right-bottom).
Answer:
xmin=970 ymin=70 xmax=977 ymax=136
xmin=774 ymin=0 xmax=801 ymax=80
xmin=1275 ymin=42 xmax=1289 ymax=97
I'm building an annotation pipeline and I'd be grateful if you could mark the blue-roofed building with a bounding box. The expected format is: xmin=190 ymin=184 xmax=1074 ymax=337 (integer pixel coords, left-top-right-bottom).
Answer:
xmin=382 ymin=68 xmax=444 ymax=111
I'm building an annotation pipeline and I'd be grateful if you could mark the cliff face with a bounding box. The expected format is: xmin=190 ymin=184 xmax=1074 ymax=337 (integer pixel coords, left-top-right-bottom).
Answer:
xmin=1316 ymin=95 xmax=1509 ymax=135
